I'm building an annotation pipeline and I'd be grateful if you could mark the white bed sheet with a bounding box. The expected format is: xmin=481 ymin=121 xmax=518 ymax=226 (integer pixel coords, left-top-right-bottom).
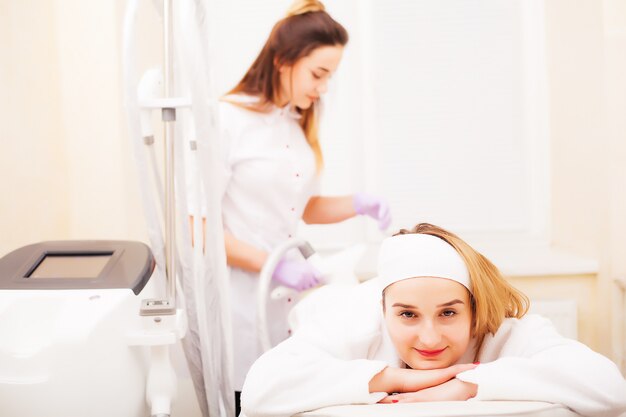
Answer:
xmin=297 ymin=401 xmax=583 ymax=417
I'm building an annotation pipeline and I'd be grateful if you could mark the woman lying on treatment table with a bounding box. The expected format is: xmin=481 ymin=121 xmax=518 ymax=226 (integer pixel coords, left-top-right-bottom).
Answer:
xmin=241 ymin=223 xmax=626 ymax=417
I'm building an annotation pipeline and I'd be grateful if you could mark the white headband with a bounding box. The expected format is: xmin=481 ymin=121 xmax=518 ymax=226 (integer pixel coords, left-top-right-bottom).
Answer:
xmin=377 ymin=233 xmax=472 ymax=294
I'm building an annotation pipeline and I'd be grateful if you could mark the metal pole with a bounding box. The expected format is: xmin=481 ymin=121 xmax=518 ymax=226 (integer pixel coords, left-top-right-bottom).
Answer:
xmin=163 ymin=0 xmax=176 ymax=305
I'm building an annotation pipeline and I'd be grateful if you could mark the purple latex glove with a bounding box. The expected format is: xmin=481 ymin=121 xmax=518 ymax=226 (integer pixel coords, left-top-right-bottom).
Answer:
xmin=272 ymin=258 xmax=322 ymax=292
xmin=353 ymin=192 xmax=392 ymax=230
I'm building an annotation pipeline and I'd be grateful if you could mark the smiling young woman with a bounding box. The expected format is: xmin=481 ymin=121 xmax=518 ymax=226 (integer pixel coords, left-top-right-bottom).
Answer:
xmin=240 ymin=223 xmax=626 ymax=417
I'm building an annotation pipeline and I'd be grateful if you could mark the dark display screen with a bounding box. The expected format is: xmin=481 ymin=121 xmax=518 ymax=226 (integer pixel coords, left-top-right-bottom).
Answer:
xmin=28 ymin=254 xmax=112 ymax=278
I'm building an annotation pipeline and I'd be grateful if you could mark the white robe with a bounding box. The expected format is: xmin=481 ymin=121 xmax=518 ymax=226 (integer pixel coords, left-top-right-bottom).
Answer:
xmin=218 ymin=97 xmax=319 ymax=390
xmin=241 ymin=279 xmax=626 ymax=417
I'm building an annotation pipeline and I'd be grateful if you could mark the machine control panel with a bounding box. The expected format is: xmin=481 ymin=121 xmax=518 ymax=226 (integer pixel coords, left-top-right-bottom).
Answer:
xmin=0 ymin=240 xmax=155 ymax=295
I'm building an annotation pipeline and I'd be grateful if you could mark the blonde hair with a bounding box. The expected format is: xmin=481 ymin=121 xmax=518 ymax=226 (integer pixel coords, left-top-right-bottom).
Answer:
xmin=393 ymin=223 xmax=529 ymax=356
xmin=286 ymin=0 xmax=325 ymax=17
xmin=225 ymin=0 xmax=347 ymax=172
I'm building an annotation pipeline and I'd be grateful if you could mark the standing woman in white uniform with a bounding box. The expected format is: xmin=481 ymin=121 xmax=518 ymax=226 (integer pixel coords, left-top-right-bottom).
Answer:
xmin=242 ymin=223 xmax=626 ymax=417
xmin=215 ymin=1 xmax=391 ymax=412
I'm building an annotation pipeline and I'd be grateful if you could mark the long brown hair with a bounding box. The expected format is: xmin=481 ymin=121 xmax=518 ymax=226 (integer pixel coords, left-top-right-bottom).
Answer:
xmin=226 ymin=0 xmax=348 ymax=171
xmin=393 ymin=223 xmax=530 ymax=355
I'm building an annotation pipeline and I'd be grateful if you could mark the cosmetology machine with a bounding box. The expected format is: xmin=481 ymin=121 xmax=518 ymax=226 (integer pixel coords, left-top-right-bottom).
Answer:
xmin=0 ymin=240 xmax=186 ymax=416
xmin=0 ymin=0 xmax=233 ymax=416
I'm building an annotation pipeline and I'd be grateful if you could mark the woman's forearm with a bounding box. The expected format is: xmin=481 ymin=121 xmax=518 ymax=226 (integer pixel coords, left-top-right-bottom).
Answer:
xmin=224 ymin=231 xmax=268 ymax=273
xmin=302 ymin=195 xmax=356 ymax=224
xmin=189 ymin=217 xmax=267 ymax=273
xmin=369 ymin=363 xmax=479 ymax=394
xmin=369 ymin=367 xmax=404 ymax=394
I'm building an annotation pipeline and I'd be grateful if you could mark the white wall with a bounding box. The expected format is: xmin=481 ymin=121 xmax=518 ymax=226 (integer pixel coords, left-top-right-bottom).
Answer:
xmin=0 ymin=0 xmax=69 ymax=252
xmin=0 ymin=0 xmax=155 ymax=256
xmin=54 ymin=0 xmax=145 ymax=241
xmin=543 ymin=0 xmax=626 ymax=357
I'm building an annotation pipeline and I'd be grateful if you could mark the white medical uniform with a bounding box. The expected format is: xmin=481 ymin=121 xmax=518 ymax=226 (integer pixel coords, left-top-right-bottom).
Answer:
xmin=241 ymin=279 xmax=626 ymax=417
xmin=218 ymin=96 xmax=319 ymax=391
